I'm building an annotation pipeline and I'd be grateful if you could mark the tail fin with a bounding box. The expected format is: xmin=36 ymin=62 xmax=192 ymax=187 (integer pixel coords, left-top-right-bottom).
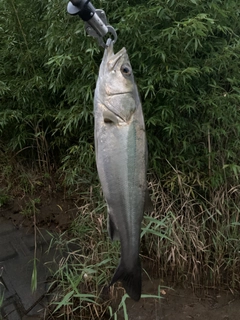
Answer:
xmin=110 ymin=258 xmax=142 ymax=301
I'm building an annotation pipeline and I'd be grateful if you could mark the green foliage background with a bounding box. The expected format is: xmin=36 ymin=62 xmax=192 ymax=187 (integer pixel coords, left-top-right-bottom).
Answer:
xmin=1 ymin=0 xmax=240 ymax=293
xmin=1 ymin=0 xmax=240 ymax=189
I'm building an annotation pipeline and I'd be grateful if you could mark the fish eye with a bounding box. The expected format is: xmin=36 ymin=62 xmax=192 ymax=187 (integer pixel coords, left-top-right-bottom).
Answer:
xmin=121 ymin=64 xmax=132 ymax=76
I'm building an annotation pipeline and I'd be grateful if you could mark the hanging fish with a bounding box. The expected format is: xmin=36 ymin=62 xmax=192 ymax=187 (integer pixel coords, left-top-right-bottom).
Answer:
xmin=94 ymin=40 xmax=151 ymax=301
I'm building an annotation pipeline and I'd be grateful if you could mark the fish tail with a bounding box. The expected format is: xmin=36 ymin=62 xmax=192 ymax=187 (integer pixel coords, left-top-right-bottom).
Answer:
xmin=110 ymin=258 xmax=142 ymax=301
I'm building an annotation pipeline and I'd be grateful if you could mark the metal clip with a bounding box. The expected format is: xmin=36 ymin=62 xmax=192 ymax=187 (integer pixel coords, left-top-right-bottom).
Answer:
xmin=84 ymin=9 xmax=117 ymax=48
xmin=67 ymin=1 xmax=117 ymax=48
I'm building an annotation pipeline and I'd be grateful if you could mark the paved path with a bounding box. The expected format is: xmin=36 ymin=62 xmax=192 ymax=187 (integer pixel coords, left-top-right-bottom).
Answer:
xmin=0 ymin=217 xmax=55 ymax=319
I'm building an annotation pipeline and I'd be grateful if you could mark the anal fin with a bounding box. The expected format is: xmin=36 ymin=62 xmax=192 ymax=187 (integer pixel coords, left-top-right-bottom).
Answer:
xmin=108 ymin=214 xmax=120 ymax=241
xmin=144 ymin=189 xmax=154 ymax=213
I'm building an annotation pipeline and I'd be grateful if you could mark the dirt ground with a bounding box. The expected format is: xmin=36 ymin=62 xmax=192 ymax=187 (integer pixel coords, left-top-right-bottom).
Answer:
xmin=120 ymin=279 xmax=240 ymax=320
xmin=1 ymin=196 xmax=240 ymax=320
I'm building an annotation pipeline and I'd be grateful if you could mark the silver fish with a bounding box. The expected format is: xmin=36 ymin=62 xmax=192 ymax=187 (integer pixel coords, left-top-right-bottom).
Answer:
xmin=94 ymin=40 xmax=149 ymax=301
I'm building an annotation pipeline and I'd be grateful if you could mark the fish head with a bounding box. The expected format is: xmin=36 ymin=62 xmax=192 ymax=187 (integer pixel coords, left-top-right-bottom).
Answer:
xmin=96 ymin=41 xmax=137 ymax=123
xmin=100 ymin=42 xmax=134 ymax=95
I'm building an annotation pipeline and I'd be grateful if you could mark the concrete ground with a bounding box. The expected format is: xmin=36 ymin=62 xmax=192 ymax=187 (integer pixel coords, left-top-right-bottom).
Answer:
xmin=0 ymin=217 xmax=56 ymax=320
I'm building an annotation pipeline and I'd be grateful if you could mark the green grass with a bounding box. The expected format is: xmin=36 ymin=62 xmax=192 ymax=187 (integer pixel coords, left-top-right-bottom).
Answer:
xmin=40 ymin=174 xmax=240 ymax=319
xmin=1 ymin=152 xmax=239 ymax=318
xmin=143 ymin=175 xmax=240 ymax=288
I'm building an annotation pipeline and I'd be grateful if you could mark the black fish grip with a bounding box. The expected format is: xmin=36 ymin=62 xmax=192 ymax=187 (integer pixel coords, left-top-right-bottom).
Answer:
xmin=67 ymin=0 xmax=117 ymax=48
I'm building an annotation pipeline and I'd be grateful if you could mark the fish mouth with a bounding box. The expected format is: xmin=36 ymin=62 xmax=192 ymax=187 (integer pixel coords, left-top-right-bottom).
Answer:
xmin=105 ymin=40 xmax=126 ymax=58
xmin=102 ymin=41 xmax=127 ymax=71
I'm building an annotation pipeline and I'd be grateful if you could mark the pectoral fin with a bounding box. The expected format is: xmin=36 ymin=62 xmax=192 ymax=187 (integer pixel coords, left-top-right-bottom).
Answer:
xmin=103 ymin=110 xmax=119 ymax=124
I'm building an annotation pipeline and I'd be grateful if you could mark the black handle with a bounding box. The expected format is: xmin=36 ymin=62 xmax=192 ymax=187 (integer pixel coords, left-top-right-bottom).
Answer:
xmin=69 ymin=0 xmax=95 ymax=21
